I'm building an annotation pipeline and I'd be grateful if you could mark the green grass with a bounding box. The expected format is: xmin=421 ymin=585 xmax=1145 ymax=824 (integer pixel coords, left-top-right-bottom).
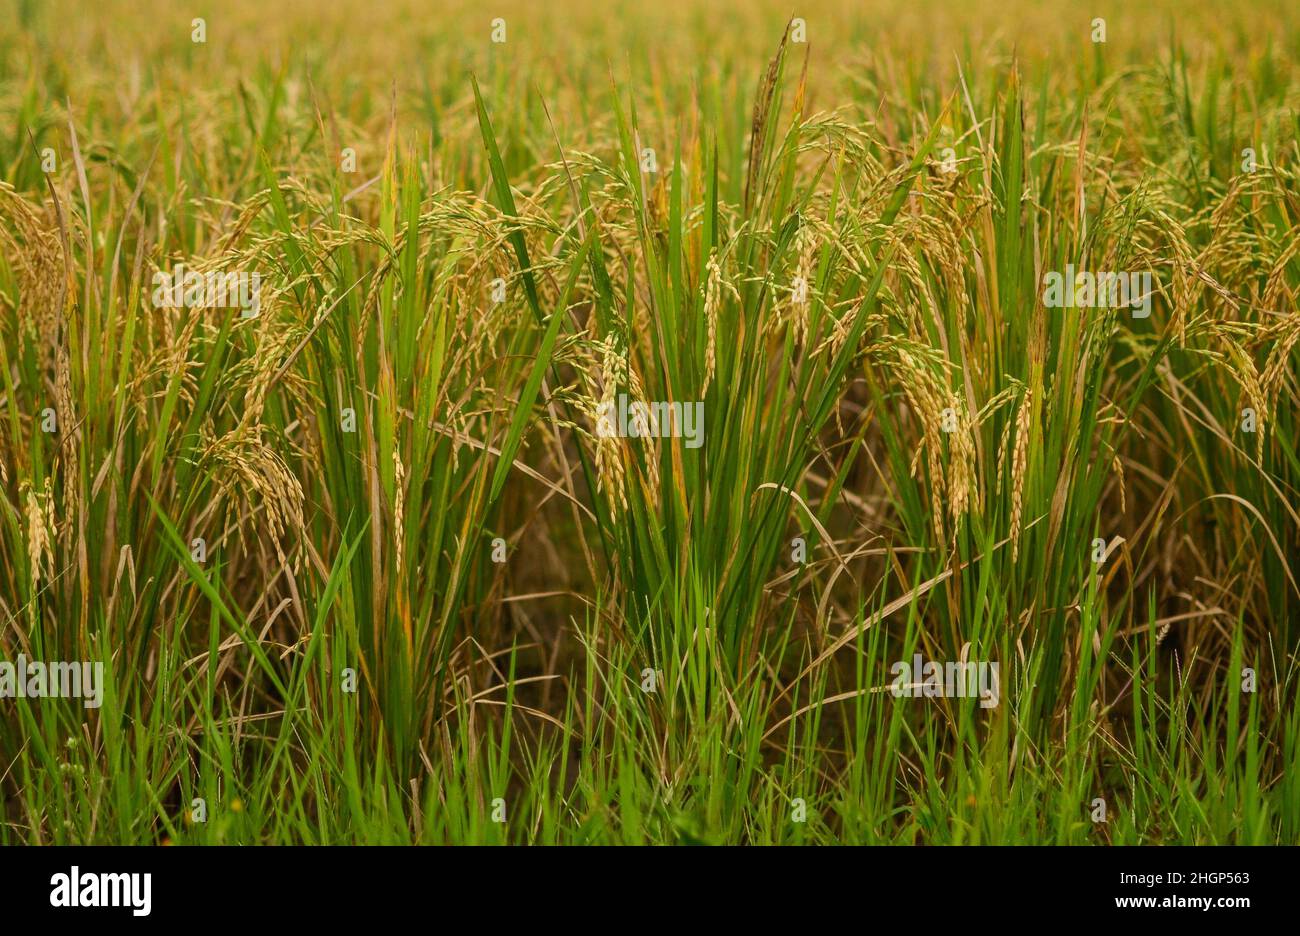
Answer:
xmin=0 ymin=0 xmax=1297 ymax=844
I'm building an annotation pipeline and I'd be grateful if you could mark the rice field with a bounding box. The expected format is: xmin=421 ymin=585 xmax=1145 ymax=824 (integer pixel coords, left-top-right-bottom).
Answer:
xmin=1 ymin=0 xmax=1298 ymax=844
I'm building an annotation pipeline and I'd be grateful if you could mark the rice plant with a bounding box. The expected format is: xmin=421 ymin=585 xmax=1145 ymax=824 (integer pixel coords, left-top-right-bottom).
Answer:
xmin=0 ymin=0 xmax=1297 ymax=845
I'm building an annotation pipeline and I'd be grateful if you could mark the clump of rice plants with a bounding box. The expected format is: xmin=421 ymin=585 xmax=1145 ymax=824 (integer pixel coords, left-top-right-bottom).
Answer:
xmin=0 ymin=0 xmax=1297 ymax=844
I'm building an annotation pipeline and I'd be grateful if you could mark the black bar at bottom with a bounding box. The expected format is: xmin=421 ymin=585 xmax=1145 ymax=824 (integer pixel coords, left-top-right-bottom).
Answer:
xmin=0 ymin=844 xmax=1281 ymax=923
